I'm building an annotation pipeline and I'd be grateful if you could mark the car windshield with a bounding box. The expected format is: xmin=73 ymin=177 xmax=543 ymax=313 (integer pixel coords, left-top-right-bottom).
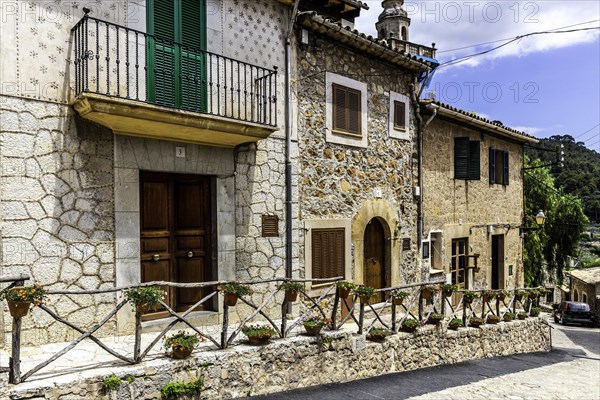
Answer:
xmin=569 ymin=303 xmax=590 ymax=312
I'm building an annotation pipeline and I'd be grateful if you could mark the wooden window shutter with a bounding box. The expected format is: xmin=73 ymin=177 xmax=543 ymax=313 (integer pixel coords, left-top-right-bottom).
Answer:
xmin=332 ymin=84 xmax=361 ymax=135
xmin=153 ymin=0 xmax=175 ymax=40
xmin=312 ymin=228 xmax=345 ymax=279
xmin=347 ymin=90 xmax=361 ymax=134
xmin=333 ymin=84 xmax=347 ymax=132
xmin=468 ymin=140 xmax=480 ymax=180
xmin=454 ymin=137 xmax=469 ymax=179
xmin=394 ymin=101 xmax=406 ymax=129
xmin=503 ymin=151 xmax=510 ymax=185
xmin=489 ymin=147 xmax=496 ymax=184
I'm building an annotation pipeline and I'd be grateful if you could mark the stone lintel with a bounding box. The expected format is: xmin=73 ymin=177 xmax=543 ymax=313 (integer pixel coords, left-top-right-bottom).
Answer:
xmin=72 ymin=93 xmax=278 ymax=148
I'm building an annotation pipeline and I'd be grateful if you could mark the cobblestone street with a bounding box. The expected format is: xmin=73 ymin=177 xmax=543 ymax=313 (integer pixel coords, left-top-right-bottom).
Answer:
xmin=254 ymin=314 xmax=600 ymax=400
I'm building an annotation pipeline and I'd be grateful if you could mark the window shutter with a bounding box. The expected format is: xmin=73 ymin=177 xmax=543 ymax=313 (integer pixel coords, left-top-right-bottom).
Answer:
xmin=312 ymin=229 xmax=345 ymax=279
xmin=151 ymin=0 xmax=177 ymax=107
xmin=153 ymin=0 xmax=175 ymax=40
xmin=468 ymin=140 xmax=480 ymax=180
xmin=454 ymin=137 xmax=469 ymax=179
xmin=503 ymin=151 xmax=509 ymax=185
xmin=312 ymin=231 xmax=323 ymax=280
xmin=181 ymin=0 xmax=203 ymax=49
xmin=334 ymin=229 xmax=344 ymax=277
xmin=333 ymin=85 xmax=347 ymax=132
xmin=489 ymin=147 xmax=496 ymax=184
xmin=394 ymin=101 xmax=406 ymax=129
xmin=347 ymin=90 xmax=361 ymax=134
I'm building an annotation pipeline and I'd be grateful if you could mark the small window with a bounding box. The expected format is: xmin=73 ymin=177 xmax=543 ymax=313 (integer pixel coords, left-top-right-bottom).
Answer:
xmin=454 ymin=137 xmax=480 ymax=180
xmin=489 ymin=148 xmax=510 ymax=185
xmin=393 ymin=101 xmax=406 ymax=130
xmin=332 ymin=84 xmax=361 ymax=136
xmin=312 ymin=228 xmax=345 ymax=280
xmin=451 ymin=238 xmax=468 ymax=286
xmin=431 ymin=232 xmax=442 ymax=270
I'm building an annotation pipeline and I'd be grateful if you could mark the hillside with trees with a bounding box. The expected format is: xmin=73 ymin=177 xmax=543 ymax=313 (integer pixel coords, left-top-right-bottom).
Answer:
xmin=526 ymin=135 xmax=600 ymax=223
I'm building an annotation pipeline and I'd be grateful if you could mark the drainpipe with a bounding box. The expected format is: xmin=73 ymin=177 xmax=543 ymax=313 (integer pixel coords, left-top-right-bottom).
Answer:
xmin=285 ymin=0 xmax=300 ymax=283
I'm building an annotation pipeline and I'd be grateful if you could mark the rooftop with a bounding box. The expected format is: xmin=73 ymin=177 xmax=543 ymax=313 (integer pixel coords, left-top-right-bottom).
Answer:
xmin=569 ymin=267 xmax=600 ymax=285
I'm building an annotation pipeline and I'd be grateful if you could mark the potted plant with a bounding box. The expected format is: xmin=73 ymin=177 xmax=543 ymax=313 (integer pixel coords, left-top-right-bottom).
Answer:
xmin=527 ymin=289 xmax=540 ymax=300
xmin=335 ymin=281 xmax=355 ymax=298
xmin=421 ymin=285 xmax=439 ymax=300
xmin=390 ymin=290 xmax=409 ymax=306
xmin=483 ymin=290 xmax=496 ymax=302
xmin=517 ymin=311 xmax=527 ymax=320
xmin=463 ymin=290 xmax=480 ymax=304
xmin=303 ymin=316 xmax=326 ymax=336
xmin=439 ymin=283 xmax=458 ymax=297
xmin=503 ymin=312 xmax=515 ymax=322
xmin=0 ymin=283 xmax=47 ymax=318
xmin=163 ymin=330 xmax=202 ymax=359
xmin=401 ymin=318 xmax=419 ymax=333
xmin=486 ymin=315 xmax=500 ymax=324
xmin=124 ymin=286 xmax=165 ymax=314
xmin=366 ymin=327 xmax=389 ymax=342
xmin=280 ymin=281 xmax=303 ymax=302
xmin=469 ymin=317 xmax=484 ymax=327
xmin=427 ymin=313 xmax=445 ymax=325
xmin=530 ymin=307 xmax=541 ymax=317
xmin=514 ymin=290 xmax=528 ymax=302
xmin=448 ymin=318 xmax=463 ymax=330
xmin=353 ymin=285 xmax=376 ymax=304
xmin=496 ymin=290 xmax=509 ymax=301
xmin=242 ymin=324 xmax=277 ymax=345
xmin=220 ymin=283 xmax=251 ymax=307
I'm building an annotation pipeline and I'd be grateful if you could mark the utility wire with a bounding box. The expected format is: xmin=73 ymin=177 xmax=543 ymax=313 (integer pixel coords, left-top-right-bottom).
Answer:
xmin=573 ymin=123 xmax=600 ymax=140
xmin=438 ymin=26 xmax=600 ymax=68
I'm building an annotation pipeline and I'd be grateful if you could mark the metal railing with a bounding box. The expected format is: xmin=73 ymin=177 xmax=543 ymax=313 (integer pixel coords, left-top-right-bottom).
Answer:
xmin=4 ymin=278 xmax=544 ymax=384
xmin=71 ymin=13 xmax=278 ymax=127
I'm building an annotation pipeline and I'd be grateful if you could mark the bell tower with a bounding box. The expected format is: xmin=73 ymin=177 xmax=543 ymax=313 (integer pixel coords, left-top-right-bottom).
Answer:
xmin=376 ymin=0 xmax=411 ymax=42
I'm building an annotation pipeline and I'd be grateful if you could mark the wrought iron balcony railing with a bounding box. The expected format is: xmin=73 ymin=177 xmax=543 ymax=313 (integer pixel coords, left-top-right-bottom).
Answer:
xmin=72 ymin=14 xmax=277 ymax=127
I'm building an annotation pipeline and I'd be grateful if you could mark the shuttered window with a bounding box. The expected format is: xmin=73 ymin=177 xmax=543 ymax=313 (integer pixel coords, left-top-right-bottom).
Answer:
xmin=489 ymin=148 xmax=510 ymax=185
xmin=332 ymin=84 xmax=362 ymax=136
xmin=312 ymin=228 xmax=345 ymax=280
xmin=148 ymin=0 xmax=206 ymax=111
xmin=393 ymin=100 xmax=406 ymax=130
xmin=454 ymin=138 xmax=480 ymax=180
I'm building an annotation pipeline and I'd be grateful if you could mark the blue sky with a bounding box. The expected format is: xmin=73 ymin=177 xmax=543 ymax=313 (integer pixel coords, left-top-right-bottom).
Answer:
xmin=356 ymin=1 xmax=600 ymax=151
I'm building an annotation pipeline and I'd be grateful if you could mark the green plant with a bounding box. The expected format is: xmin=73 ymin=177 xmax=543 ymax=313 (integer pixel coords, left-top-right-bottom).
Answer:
xmin=469 ymin=317 xmax=484 ymax=327
xmin=427 ymin=313 xmax=445 ymax=324
xmin=486 ymin=315 xmax=500 ymax=324
xmin=160 ymin=377 xmax=204 ymax=399
xmin=303 ymin=316 xmax=326 ymax=327
xmin=463 ymin=290 xmax=480 ymax=303
xmin=449 ymin=318 xmax=463 ymax=329
xmin=527 ymin=289 xmax=541 ymax=298
xmin=242 ymin=324 xmax=276 ymax=339
xmin=402 ymin=318 xmax=419 ymax=329
xmin=0 ymin=284 xmax=47 ymax=305
xmin=280 ymin=281 xmax=304 ymax=292
xmin=124 ymin=286 xmax=165 ymax=307
xmin=335 ymin=280 xmax=356 ymax=290
xmin=124 ymin=375 xmax=135 ymax=384
xmin=101 ymin=375 xmax=122 ymax=392
xmin=391 ymin=289 xmax=409 ymax=298
xmin=353 ymin=285 xmax=376 ymax=298
xmin=497 ymin=290 xmax=510 ymax=299
xmin=367 ymin=327 xmax=389 ymax=341
xmin=514 ymin=290 xmax=528 ymax=300
xmin=439 ymin=284 xmax=458 ymax=294
xmin=517 ymin=311 xmax=527 ymax=319
xmin=220 ymin=283 xmax=252 ymax=296
xmin=483 ymin=290 xmax=496 ymax=300
xmin=163 ymin=330 xmax=202 ymax=352
xmin=504 ymin=312 xmax=516 ymax=321
xmin=530 ymin=306 xmax=541 ymax=316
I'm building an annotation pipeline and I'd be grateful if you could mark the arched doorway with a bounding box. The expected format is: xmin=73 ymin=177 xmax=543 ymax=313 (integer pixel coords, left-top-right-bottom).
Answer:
xmin=364 ymin=218 xmax=389 ymax=303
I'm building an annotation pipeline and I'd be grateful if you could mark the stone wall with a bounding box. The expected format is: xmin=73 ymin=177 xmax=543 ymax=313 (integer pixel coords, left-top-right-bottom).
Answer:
xmin=0 ymin=96 xmax=116 ymax=346
xmin=569 ymin=278 xmax=599 ymax=320
xmin=422 ymin=117 xmax=525 ymax=289
xmin=296 ymin=31 xmax=420 ymax=287
xmin=3 ymin=318 xmax=551 ymax=399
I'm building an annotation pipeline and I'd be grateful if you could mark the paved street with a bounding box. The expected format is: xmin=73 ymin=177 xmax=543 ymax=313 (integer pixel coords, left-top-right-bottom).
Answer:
xmin=253 ymin=314 xmax=600 ymax=400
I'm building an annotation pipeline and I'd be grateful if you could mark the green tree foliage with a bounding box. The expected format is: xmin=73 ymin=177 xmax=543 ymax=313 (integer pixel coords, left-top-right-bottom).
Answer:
xmin=524 ymin=157 xmax=588 ymax=286
xmin=525 ymin=135 xmax=600 ymax=223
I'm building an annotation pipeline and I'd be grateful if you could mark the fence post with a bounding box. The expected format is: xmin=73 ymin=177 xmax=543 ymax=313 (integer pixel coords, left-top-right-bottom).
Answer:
xmin=133 ymin=312 xmax=142 ymax=362
xmin=418 ymin=289 xmax=423 ymax=322
xmin=496 ymin=298 xmax=500 ymax=316
xmin=9 ymin=316 xmax=21 ymax=384
xmin=358 ymin=302 xmax=364 ymax=334
xmin=331 ymin=289 xmax=340 ymax=330
xmin=221 ymin=303 xmax=229 ymax=349
xmin=462 ymin=300 xmax=467 ymax=327
xmin=280 ymin=301 xmax=287 ymax=338
xmin=391 ymin=301 xmax=397 ymax=332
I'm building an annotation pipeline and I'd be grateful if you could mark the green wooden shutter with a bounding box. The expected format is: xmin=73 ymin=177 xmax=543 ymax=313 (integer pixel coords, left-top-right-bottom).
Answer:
xmin=468 ymin=140 xmax=480 ymax=180
xmin=503 ymin=151 xmax=510 ymax=185
xmin=150 ymin=0 xmax=176 ymax=107
xmin=489 ymin=147 xmax=496 ymax=184
xmin=180 ymin=0 xmax=206 ymax=112
xmin=454 ymin=137 xmax=469 ymax=179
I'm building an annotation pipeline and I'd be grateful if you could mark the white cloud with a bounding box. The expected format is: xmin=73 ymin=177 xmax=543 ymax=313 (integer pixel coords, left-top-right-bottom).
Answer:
xmin=356 ymin=1 xmax=600 ymax=69
xmin=510 ymin=126 xmax=545 ymax=135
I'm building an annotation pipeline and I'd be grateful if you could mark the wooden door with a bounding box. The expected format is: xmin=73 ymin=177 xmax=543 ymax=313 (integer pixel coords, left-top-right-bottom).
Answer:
xmin=491 ymin=235 xmax=505 ymax=290
xmin=451 ymin=238 xmax=468 ymax=305
xmin=364 ymin=218 xmax=386 ymax=303
xmin=140 ymin=171 xmax=212 ymax=319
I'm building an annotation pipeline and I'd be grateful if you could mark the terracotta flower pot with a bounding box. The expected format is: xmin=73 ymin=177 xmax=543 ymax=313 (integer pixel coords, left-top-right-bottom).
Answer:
xmin=170 ymin=347 xmax=193 ymax=359
xmin=285 ymin=290 xmax=298 ymax=302
xmin=496 ymin=293 xmax=507 ymax=301
xmin=503 ymin=314 xmax=514 ymax=322
xmin=393 ymin=297 xmax=404 ymax=306
xmin=303 ymin=324 xmax=322 ymax=336
xmin=338 ymin=287 xmax=350 ymax=298
xmin=360 ymin=295 xmax=371 ymax=304
xmin=401 ymin=325 xmax=417 ymax=333
xmin=367 ymin=333 xmax=386 ymax=342
xmin=7 ymin=301 xmax=31 ymax=318
xmin=486 ymin=316 xmax=500 ymax=324
xmin=422 ymin=288 xmax=435 ymax=300
xmin=448 ymin=322 xmax=462 ymax=330
xmin=224 ymin=293 xmax=238 ymax=307
xmin=247 ymin=335 xmax=271 ymax=345
xmin=135 ymin=303 xmax=156 ymax=314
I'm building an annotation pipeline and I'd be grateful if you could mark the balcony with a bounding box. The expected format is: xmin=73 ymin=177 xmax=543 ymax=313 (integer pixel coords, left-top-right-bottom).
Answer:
xmin=71 ymin=15 xmax=278 ymax=147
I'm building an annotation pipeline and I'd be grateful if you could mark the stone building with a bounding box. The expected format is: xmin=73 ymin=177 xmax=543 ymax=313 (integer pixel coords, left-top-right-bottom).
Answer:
xmin=567 ymin=267 xmax=600 ymax=320
xmin=0 ymin=0 xmax=294 ymax=346
xmin=420 ymin=102 xmax=537 ymax=292
xmin=294 ymin=3 xmax=437 ymax=299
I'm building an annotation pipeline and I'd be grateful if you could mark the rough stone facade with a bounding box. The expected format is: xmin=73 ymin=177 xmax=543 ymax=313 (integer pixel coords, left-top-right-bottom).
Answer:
xmin=422 ymin=117 xmax=527 ymax=289
xmin=2 ymin=319 xmax=551 ymax=399
xmin=296 ymin=30 xmax=421 ymax=288
xmin=568 ymin=268 xmax=600 ymax=321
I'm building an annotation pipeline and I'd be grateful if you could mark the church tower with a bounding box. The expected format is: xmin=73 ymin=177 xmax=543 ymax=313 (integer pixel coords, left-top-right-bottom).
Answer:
xmin=376 ymin=0 xmax=411 ymax=43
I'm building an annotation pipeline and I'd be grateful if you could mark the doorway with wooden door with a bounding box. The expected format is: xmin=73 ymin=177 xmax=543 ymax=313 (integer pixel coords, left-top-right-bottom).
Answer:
xmin=364 ymin=218 xmax=389 ymax=304
xmin=450 ymin=238 xmax=468 ymax=305
xmin=140 ymin=171 xmax=213 ymax=319
xmin=491 ymin=235 xmax=505 ymax=289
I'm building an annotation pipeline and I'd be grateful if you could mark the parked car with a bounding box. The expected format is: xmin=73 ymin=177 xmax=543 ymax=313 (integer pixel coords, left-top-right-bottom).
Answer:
xmin=553 ymin=301 xmax=595 ymax=326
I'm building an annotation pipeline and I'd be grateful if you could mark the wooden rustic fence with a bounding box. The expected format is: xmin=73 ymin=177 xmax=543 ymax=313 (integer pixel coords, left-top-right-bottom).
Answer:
xmin=1 ymin=276 xmax=543 ymax=384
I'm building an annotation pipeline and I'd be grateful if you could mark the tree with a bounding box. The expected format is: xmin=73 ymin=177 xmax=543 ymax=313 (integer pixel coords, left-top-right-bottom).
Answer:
xmin=523 ymin=157 xmax=588 ymax=286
